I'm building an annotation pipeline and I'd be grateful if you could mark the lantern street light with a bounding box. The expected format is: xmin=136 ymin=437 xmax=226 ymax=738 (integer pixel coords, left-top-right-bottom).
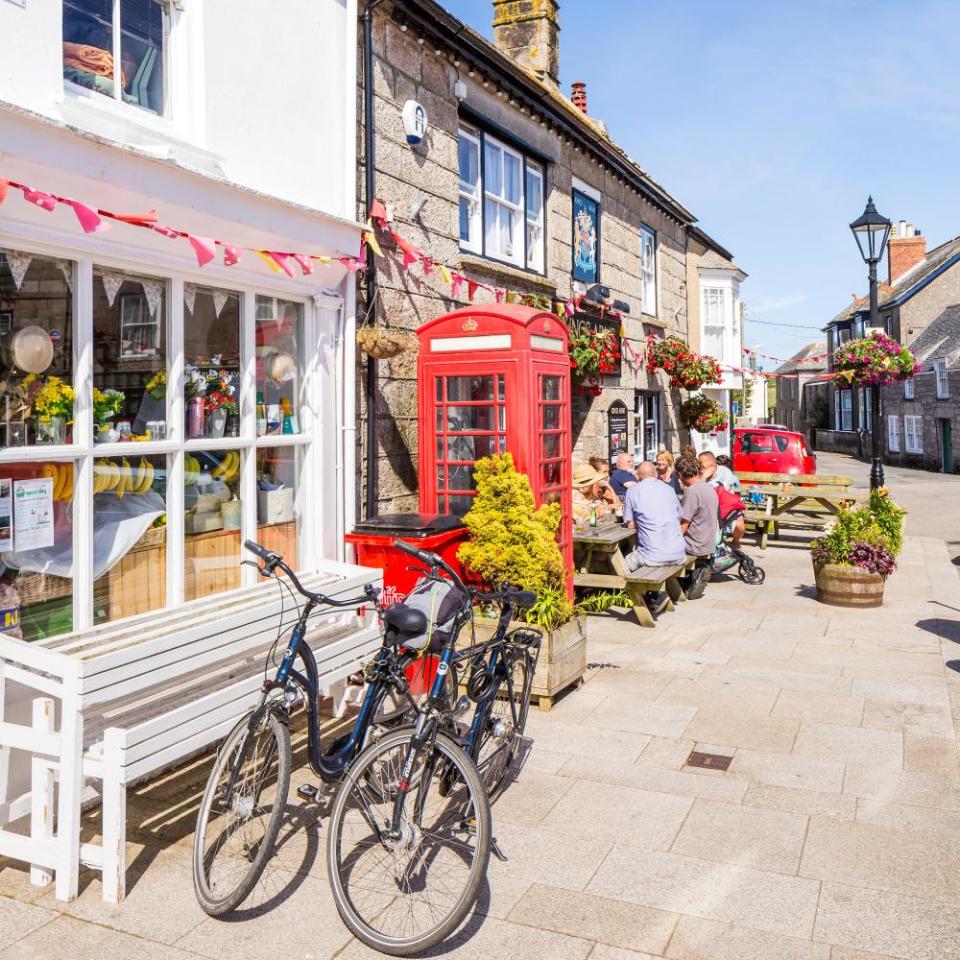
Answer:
xmin=849 ymin=196 xmax=892 ymax=489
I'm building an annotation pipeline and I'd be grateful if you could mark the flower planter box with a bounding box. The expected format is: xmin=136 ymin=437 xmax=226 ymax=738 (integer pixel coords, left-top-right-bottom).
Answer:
xmin=469 ymin=614 xmax=587 ymax=711
xmin=814 ymin=563 xmax=885 ymax=608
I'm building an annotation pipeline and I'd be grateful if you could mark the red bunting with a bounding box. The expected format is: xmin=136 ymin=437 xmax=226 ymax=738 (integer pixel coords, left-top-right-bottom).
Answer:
xmin=0 ymin=179 xmax=8 ymax=205
xmin=223 ymin=243 xmax=242 ymax=266
xmin=467 ymin=280 xmax=479 ymax=301
xmin=66 ymin=199 xmax=105 ymax=234
xmin=21 ymin=187 xmax=57 ymax=211
xmin=187 ymin=235 xmax=216 ymax=268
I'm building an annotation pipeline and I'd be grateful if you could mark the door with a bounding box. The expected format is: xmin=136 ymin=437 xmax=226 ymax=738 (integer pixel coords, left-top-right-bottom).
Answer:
xmin=939 ymin=418 xmax=954 ymax=473
xmin=633 ymin=391 xmax=661 ymax=462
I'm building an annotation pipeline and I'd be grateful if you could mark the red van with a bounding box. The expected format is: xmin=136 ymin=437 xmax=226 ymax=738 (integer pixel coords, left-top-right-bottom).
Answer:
xmin=733 ymin=427 xmax=817 ymax=475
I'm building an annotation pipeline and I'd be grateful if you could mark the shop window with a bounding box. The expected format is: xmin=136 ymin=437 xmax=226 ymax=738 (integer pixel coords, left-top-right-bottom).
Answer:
xmin=0 ymin=251 xmax=74 ymax=448
xmin=256 ymin=297 xmax=303 ymax=436
xmin=63 ymin=0 xmax=169 ymax=116
xmin=1 ymin=461 xmax=74 ymax=643
xmin=92 ymin=453 xmax=167 ymax=623
xmin=257 ymin=446 xmax=301 ymax=569
xmin=457 ymin=124 xmax=546 ymax=274
xmin=93 ymin=269 xmax=167 ymax=440
xmin=640 ymin=225 xmax=657 ymax=317
xmin=184 ymin=285 xmax=242 ymax=440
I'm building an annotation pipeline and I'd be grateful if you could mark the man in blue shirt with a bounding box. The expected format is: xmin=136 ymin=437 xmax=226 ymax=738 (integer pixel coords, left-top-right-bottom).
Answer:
xmin=609 ymin=451 xmax=638 ymax=502
xmin=623 ymin=461 xmax=687 ymax=568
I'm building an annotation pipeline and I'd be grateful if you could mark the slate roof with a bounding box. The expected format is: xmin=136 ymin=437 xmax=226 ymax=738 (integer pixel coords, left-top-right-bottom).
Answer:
xmin=880 ymin=235 xmax=960 ymax=308
xmin=774 ymin=341 xmax=828 ymax=374
xmin=906 ymin=305 xmax=960 ymax=368
xmin=699 ymin=249 xmax=747 ymax=275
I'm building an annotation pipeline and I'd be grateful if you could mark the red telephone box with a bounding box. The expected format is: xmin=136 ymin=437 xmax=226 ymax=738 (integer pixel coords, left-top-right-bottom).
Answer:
xmin=416 ymin=304 xmax=573 ymax=576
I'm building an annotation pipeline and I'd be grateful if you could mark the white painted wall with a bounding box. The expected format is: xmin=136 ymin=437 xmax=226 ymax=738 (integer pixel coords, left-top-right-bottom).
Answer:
xmin=0 ymin=0 xmax=357 ymax=221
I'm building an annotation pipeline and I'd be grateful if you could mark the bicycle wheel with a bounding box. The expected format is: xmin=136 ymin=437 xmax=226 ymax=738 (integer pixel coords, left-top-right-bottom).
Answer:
xmin=193 ymin=709 xmax=291 ymax=916
xmin=474 ymin=646 xmax=532 ymax=801
xmin=326 ymin=726 xmax=491 ymax=956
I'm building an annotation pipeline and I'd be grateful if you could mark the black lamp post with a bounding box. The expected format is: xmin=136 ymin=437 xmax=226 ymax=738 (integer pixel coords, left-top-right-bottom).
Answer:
xmin=849 ymin=196 xmax=892 ymax=489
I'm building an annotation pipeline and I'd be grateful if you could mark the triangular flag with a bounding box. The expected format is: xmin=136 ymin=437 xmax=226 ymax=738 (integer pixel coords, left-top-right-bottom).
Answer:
xmin=184 ymin=282 xmax=196 ymax=314
xmin=421 ymin=257 xmax=433 ymax=276
xmin=495 ymin=288 xmax=505 ymax=303
xmin=467 ymin=280 xmax=479 ymax=301
xmin=438 ymin=264 xmax=452 ymax=286
xmin=564 ymin=300 xmax=575 ymax=318
xmin=67 ymin=199 xmax=106 ymax=234
xmin=55 ymin=259 xmax=73 ymax=294
xmin=188 ymin=235 xmax=216 ymax=268
xmin=0 ymin=179 xmax=8 ymax=205
xmin=141 ymin=279 xmax=163 ymax=318
xmin=107 ymin=209 xmax=158 ymax=226
xmin=315 ymin=255 xmax=332 ymax=266
xmin=152 ymin=223 xmax=180 ymax=239
xmin=369 ymin=199 xmax=388 ymax=223
xmin=292 ymin=253 xmax=314 ymax=276
xmin=268 ymin=251 xmax=296 ymax=278
xmin=391 ymin=232 xmax=421 ymax=270
xmin=21 ymin=187 xmax=57 ymax=212
xmin=101 ymin=270 xmax=124 ymax=307
xmin=212 ymin=289 xmax=229 ymax=318
xmin=358 ymin=239 xmax=368 ymax=269
xmin=223 ymin=243 xmax=242 ymax=266
xmin=450 ymin=274 xmax=464 ymax=299
xmin=256 ymin=250 xmax=285 ymax=274
xmin=340 ymin=257 xmax=361 ymax=273
xmin=363 ymin=221 xmax=383 ymax=257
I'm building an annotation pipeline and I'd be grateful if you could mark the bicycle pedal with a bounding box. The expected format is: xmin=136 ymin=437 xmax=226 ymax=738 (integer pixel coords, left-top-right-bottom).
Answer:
xmin=490 ymin=837 xmax=508 ymax=862
xmin=296 ymin=783 xmax=320 ymax=802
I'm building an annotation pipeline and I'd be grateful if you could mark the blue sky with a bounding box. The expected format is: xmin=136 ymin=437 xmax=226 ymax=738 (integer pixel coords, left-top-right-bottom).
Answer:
xmin=442 ymin=0 xmax=960 ymax=367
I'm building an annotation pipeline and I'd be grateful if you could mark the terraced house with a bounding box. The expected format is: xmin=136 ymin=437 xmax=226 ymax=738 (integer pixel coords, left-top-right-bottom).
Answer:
xmin=357 ymin=0 xmax=740 ymax=514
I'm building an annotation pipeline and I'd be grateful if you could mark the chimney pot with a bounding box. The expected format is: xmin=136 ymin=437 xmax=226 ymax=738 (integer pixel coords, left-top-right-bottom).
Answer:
xmin=887 ymin=222 xmax=926 ymax=283
xmin=571 ymin=81 xmax=587 ymax=114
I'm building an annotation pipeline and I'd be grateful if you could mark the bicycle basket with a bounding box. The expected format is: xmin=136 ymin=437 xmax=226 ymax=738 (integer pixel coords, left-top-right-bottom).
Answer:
xmin=396 ymin=576 xmax=463 ymax=652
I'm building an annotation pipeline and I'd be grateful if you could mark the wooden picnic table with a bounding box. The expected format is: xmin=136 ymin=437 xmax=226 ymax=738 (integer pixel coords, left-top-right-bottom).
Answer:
xmin=572 ymin=523 xmax=695 ymax=628
xmin=741 ymin=477 xmax=859 ymax=547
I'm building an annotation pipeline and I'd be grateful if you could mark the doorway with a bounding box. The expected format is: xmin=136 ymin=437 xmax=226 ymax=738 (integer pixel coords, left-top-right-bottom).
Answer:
xmin=633 ymin=391 xmax=661 ymax=461
xmin=939 ymin=418 xmax=954 ymax=473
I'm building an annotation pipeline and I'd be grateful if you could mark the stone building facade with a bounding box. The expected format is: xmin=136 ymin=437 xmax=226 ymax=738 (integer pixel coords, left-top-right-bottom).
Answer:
xmin=357 ymin=0 xmax=708 ymax=515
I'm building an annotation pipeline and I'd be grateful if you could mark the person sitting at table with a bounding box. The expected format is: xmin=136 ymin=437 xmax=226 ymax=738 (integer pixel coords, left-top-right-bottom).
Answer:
xmin=623 ymin=461 xmax=687 ymax=568
xmin=699 ymin=451 xmax=746 ymax=549
xmin=609 ymin=450 xmax=638 ymax=502
xmin=572 ymin=462 xmax=615 ymax=525
xmin=655 ymin=448 xmax=682 ymax=497
xmin=677 ymin=455 xmax=719 ymax=599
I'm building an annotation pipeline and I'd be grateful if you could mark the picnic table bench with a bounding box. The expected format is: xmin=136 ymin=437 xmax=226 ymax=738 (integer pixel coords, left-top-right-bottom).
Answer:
xmin=738 ymin=471 xmax=857 ymax=547
xmin=0 ymin=558 xmax=381 ymax=904
xmin=572 ymin=524 xmax=697 ymax=627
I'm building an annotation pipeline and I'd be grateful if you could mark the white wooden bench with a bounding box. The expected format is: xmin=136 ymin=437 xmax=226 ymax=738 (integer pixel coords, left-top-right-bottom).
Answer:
xmin=0 ymin=557 xmax=381 ymax=904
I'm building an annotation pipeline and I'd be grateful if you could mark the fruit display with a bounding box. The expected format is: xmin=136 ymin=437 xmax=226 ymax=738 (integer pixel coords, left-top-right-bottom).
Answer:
xmin=40 ymin=462 xmax=74 ymax=502
xmin=94 ymin=457 xmax=156 ymax=496
xmin=211 ymin=450 xmax=241 ymax=482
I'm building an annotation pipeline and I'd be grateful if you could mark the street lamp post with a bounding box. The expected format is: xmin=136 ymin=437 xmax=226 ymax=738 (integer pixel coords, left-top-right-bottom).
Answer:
xmin=849 ymin=197 xmax=892 ymax=489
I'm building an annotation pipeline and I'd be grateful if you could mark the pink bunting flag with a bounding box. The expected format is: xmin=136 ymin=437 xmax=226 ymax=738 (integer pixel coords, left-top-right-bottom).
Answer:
xmin=0 ymin=179 xmax=8 ymax=205
xmin=564 ymin=300 xmax=575 ymax=318
xmin=421 ymin=257 xmax=433 ymax=277
xmin=358 ymin=238 xmax=368 ymax=269
xmin=391 ymin=231 xmax=421 ymax=270
xmin=494 ymin=288 xmax=505 ymax=303
xmin=22 ymin=187 xmax=57 ymax=212
xmin=450 ymin=274 xmax=464 ymax=299
xmin=152 ymin=223 xmax=180 ymax=239
xmin=67 ymin=199 xmax=106 ymax=234
xmin=467 ymin=280 xmax=479 ymax=301
xmin=188 ymin=235 xmax=217 ymax=268
xmin=268 ymin=251 xmax=296 ymax=278
xmin=223 ymin=243 xmax=242 ymax=266
xmin=292 ymin=253 xmax=314 ymax=276
xmin=340 ymin=257 xmax=361 ymax=273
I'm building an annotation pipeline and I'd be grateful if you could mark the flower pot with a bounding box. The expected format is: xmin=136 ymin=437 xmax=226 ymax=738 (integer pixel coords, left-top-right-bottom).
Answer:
xmin=206 ymin=408 xmax=227 ymax=439
xmin=224 ymin=413 xmax=240 ymax=438
xmin=356 ymin=327 xmax=410 ymax=360
xmin=469 ymin=614 xmax=586 ymax=711
xmin=814 ymin=562 xmax=885 ymax=608
xmin=35 ymin=416 xmax=66 ymax=445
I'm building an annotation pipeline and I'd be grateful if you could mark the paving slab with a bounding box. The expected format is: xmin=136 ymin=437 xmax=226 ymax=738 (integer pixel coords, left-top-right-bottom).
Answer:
xmin=665 ymin=915 xmax=831 ymax=959
xmin=682 ymin=710 xmax=800 ymax=753
xmin=0 ymin=900 xmax=56 ymax=951
xmin=770 ymin=689 xmax=865 ymax=726
xmin=741 ymin=783 xmax=857 ymax=820
xmin=792 ymin=722 xmax=903 ymax=765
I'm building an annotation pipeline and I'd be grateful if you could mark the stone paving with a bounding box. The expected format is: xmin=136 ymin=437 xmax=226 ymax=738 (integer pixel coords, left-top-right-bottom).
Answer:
xmin=2 ymin=453 xmax=960 ymax=959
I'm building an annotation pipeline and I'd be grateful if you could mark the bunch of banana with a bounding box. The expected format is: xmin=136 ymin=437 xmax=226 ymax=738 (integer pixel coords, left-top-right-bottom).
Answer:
xmin=40 ymin=463 xmax=73 ymax=502
xmin=184 ymin=454 xmax=203 ymax=486
xmin=212 ymin=450 xmax=241 ymax=483
xmin=93 ymin=458 xmax=154 ymax=496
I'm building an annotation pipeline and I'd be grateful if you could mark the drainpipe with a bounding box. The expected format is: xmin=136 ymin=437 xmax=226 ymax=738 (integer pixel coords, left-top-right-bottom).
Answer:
xmin=362 ymin=0 xmax=384 ymax=518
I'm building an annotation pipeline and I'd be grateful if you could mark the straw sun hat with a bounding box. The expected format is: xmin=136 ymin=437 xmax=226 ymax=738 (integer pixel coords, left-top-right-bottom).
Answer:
xmin=572 ymin=463 xmax=604 ymax=488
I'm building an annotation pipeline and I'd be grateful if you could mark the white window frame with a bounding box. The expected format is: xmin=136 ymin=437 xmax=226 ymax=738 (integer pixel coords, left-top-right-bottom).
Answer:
xmin=935 ymin=359 xmax=949 ymax=399
xmin=904 ymin=377 xmax=915 ymax=400
xmin=457 ymin=127 xmax=482 ymax=254
xmin=904 ymin=415 xmax=923 ymax=454
xmin=483 ymin=135 xmax=525 ymax=268
xmin=840 ymin=390 xmax=853 ymax=431
xmin=887 ymin=415 xmax=900 ymax=452
xmin=639 ymin=225 xmax=657 ymax=317
xmin=62 ymin=0 xmax=172 ymax=119
xmin=701 ymin=286 xmax=726 ymax=359
xmin=0 ymin=237 xmax=325 ymax=638
xmin=457 ymin=125 xmax=546 ymax=275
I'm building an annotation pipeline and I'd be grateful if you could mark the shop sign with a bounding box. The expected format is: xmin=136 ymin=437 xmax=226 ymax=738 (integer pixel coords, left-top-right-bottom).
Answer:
xmin=13 ymin=477 xmax=54 ymax=551
xmin=607 ymin=399 xmax=629 ymax=465
xmin=572 ymin=189 xmax=599 ymax=284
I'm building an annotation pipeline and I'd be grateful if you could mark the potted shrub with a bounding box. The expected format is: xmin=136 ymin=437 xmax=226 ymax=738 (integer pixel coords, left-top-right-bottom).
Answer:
xmin=810 ymin=487 xmax=906 ymax=607
xmin=458 ymin=452 xmax=585 ymax=711
xmin=679 ymin=394 xmax=729 ymax=435
xmin=646 ymin=335 xmax=723 ymax=389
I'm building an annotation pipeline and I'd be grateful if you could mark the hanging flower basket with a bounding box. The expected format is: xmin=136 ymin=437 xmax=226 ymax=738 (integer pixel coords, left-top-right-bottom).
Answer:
xmin=356 ymin=326 xmax=411 ymax=360
xmin=646 ymin=335 xmax=722 ymax=389
xmin=833 ymin=330 xmax=919 ymax=387
xmin=679 ymin=395 xmax=728 ymax=434
xmin=569 ymin=323 xmax=620 ymax=388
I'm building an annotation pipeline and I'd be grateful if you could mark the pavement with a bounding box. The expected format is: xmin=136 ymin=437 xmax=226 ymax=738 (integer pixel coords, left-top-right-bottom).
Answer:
xmin=2 ymin=452 xmax=960 ymax=960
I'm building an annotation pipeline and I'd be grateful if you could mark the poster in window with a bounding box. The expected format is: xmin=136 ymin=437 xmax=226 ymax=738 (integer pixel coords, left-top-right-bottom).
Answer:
xmin=572 ymin=189 xmax=599 ymax=284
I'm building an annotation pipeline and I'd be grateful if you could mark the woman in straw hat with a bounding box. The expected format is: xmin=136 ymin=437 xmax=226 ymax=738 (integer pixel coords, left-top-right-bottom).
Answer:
xmin=572 ymin=462 xmax=615 ymax=525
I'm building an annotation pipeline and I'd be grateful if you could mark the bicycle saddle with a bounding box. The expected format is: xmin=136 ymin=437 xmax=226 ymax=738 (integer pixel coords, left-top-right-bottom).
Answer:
xmin=383 ymin=603 xmax=428 ymax=635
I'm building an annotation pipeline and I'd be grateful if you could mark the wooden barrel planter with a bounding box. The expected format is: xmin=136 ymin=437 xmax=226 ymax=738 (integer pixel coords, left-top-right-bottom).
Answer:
xmin=814 ymin=563 xmax=885 ymax=607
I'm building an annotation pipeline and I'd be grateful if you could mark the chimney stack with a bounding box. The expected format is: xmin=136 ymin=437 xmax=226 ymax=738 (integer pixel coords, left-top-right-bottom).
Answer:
xmin=888 ymin=220 xmax=926 ymax=284
xmin=492 ymin=0 xmax=560 ymax=87
xmin=571 ymin=81 xmax=587 ymax=114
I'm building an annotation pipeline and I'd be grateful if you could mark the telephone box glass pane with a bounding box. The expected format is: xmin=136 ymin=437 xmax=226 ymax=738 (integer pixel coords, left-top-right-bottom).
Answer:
xmin=542 ymin=462 xmax=561 ymax=486
xmin=448 ymin=465 xmax=475 ymax=490
xmin=446 ymin=376 xmax=494 ymax=402
xmin=542 ymin=406 xmax=560 ymax=431
xmin=542 ymin=376 xmax=561 ymax=401
xmin=449 ymin=495 xmax=473 ymax=515
xmin=447 ymin=406 xmax=496 ymax=432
